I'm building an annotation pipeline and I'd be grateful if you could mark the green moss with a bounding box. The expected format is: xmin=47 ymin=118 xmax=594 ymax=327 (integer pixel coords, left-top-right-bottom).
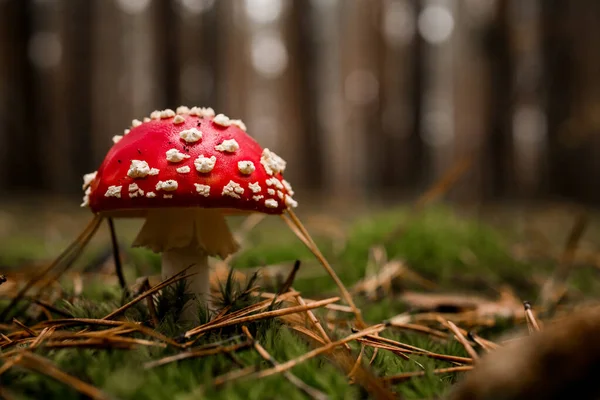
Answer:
xmin=1 ymin=204 xmax=587 ymax=399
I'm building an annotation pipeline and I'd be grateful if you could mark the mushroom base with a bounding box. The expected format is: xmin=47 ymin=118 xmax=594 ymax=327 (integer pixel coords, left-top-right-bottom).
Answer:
xmin=162 ymin=244 xmax=211 ymax=322
xmin=132 ymin=208 xmax=240 ymax=323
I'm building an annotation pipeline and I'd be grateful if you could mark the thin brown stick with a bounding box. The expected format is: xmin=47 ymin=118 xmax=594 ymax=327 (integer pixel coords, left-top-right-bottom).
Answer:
xmin=258 ymin=292 xmax=354 ymax=313
xmin=12 ymin=319 xmax=37 ymax=337
xmin=185 ymin=291 xmax=300 ymax=339
xmin=523 ymin=301 xmax=541 ymax=333
xmin=102 ymin=269 xmax=196 ymax=320
xmin=107 ymin=218 xmax=127 ymax=292
xmin=540 ymin=212 xmax=588 ymax=312
xmin=15 ymin=352 xmax=111 ymax=400
xmin=215 ymin=324 xmax=386 ymax=385
xmin=144 ymin=341 xmax=252 ymax=369
xmin=242 ymin=326 xmax=329 ymax=400
xmin=467 ymin=331 xmax=498 ymax=352
xmin=0 ymin=354 xmax=21 ymax=376
xmin=359 ymin=334 xmax=472 ymax=364
xmin=382 ymin=365 xmax=473 ymax=383
xmin=388 ymin=321 xmax=449 ymax=340
xmin=293 ymin=291 xmax=332 ymax=344
xmin=445 ymin=320 xmax=479 ymax=362
xmin=347 ymin=344 xmax=366 ymax=380
xmin=358 ymin=338 xmax=470 ymax=365
xmin=0 ymin=215 xmax=103 ymax=322
xmin=384 ymin=155 xmax=473 ymax=245
xmin=283 ymin=210 xmax=366 ymax=329
xmin=185 ymin=297 xmax=340 ymax=338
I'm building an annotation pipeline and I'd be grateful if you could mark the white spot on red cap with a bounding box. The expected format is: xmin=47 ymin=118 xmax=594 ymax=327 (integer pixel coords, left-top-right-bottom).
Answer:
xmin=150 ymin=110 xmax=161 ymax=120
xmin=277 ymin=190 xmax=284 ymax=199
xmin=112 ymin=135 xmax=123 ymax=144
xmin=128 ymin=160 xmax=151 ymax=178
xmin=267 ymin=188 xmax=275 ymax=195
xmin=215 ymin=139 xmax=239 ymax=153
xmin=82 ymin=171 xmax=97 ymax=190
xmin=132 ymin=119 xmax=142 ymax=127
xmin=128 ymin=183 xmax=144 ymax=198
xmin=105 ymin=185 xmax=122 ymax=198
xmin=163 ymin=194 xmax=173 ymax=199
xmin=248 ymin=182 xmax=261 ymax=193
xmin=285 ymin=196 xmax=298 ymax=208
xmin=222 ymin=180 xmax=244 ymax=198
xmin=265 ymin=199 xmax=278 ymax=208
xmin=146 ymin=192 xmax=156 ymax=198
xmin=176 ymin=106 xmax=190 ymax=115
xmin=194 ymin=183 xmax=210 ymax=197
xmin=176 ymin=166 xmax=190 ymax=174
xmin=213 ymin=113 xmax=231 ymax=127
xmin=190 ymin=107 xmax=215 ymax=118
xmin=149 ymin=168 xmax=159 ymax=175
xmin=160 ymin=109 xmax=176 ymax=119
xmin=173 ymin=115 xmax=185 ymax=125
xmin=230 ymin=119 xmax=247 ymax=131
xmin=124 ymin=129 xmax=130 ymax=135
xmin=238 ymin=160 xmax=255 ymax=175
xmin=179 ymin=128 xmax=202 ymax=143
xmin=156 ymin=180 xmax=178 ymax=191
xmin=81 ymin=187 xmax=91 ymax=207
xmin=266 ymin=177 xmax=284 ymax=189
xmin=143 ymin=117 xmax=151 ymax=123
xmin=253 ymin=195 xmax=264 ymax=201
xmin=261 ymin=149 xmax=286 ymax=175
xmin=282 ymin=179 xmax=294 ymax=196
xmin=166 ymin=148 xmax=191 ymax=163
xmin=194 ymin=155 xmax=216 ymax=173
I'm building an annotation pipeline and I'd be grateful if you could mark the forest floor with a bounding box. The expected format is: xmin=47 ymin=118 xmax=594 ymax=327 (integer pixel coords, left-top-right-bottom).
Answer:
xmin=1 ymin=198 xmax=600 ymax=399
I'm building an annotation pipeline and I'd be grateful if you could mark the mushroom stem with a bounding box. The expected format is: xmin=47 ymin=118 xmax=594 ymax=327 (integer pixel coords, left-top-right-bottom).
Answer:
xmin=132 ymin=208 xmax=239 ymax=323
xmin=162 ymin=243 xmax=210 ymax=322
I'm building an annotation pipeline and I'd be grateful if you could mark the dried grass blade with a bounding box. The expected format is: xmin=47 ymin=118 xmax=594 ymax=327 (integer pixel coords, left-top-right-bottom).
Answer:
xmin=15 ymin=352 xmax=111 ymax=400
xmin=0 ymin=215 xmax=103 ymax=321
xmin=387 ymin=321 xmax=448 ymax=340
xmin=242 ymin=326 xmax=329 ymax=400
xmin=215 ymin=324 xmax=385 ymax=384
xmin=445 ymin=320 xmax=479 ymax=361
xmin=186 ymin=297 xmax=340 ymax=338
xmin=382 ymin=365 xmax=473 ymax=384
xmin=185 ymin=291 xmax=300 ymax=338
xmin=144 ymin=341 xmax=252 ymax=369
xmin=102 ymin=269 xmax=196 ymax=320
xmin=12 ymin=319 xmax=37 ymax=337
xmin=283 ymin=211 xmax=366 ymax=329
xmin=524 ymin=301 xmax=541 ymax=333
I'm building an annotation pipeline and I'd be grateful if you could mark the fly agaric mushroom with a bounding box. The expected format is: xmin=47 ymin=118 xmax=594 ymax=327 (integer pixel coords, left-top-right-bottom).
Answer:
xmin=81 ymin=107 xmax=297 ymax=322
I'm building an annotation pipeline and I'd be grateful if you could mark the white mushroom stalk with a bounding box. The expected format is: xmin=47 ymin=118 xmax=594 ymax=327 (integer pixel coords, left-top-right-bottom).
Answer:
xmin=132 ymin=208 xmax=239 ymax=322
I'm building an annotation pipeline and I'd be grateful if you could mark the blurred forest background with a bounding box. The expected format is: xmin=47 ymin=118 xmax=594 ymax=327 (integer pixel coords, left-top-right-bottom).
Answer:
xmin=1 ymin=0 xmax=600 ymax=207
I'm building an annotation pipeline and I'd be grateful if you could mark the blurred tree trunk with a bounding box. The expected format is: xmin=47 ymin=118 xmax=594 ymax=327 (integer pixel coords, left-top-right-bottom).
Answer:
xmin=64 ymin=1 xmax=93 ymax=193
xmin=0 ymin=0 xmax=43 ymax=192
xmin=508 ymin=0 xmax=546 ymax=199
xmin=90 ymin=0 xmax=125 ymax=167
xmin=154 ymin=0 xmax=179 ymax=108
xmin=216 ymin=0 xmax=248 ymax=119
xmin=482 ymin=0 xmax=514 ymax=199
xmin=378 ymin=0 xmax=423 ymax=196
xmin=543 ymin=1 xmax=600 ymax=204
xmin=175 ymin=1 xmax=218 ymax=108
xmin=450 ymin=1 xmax=493 ymax=204
xmin=292 ymin=0 xmax=323 ymax=190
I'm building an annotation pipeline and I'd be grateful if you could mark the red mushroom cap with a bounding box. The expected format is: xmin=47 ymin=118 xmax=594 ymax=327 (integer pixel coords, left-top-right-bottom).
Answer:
xmin=82 ymin=107 xmax=297 ymax=215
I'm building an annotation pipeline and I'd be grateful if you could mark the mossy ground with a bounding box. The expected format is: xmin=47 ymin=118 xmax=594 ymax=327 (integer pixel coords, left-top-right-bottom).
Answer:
xmin=1 ymin=203 xmax=598 ymax=399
